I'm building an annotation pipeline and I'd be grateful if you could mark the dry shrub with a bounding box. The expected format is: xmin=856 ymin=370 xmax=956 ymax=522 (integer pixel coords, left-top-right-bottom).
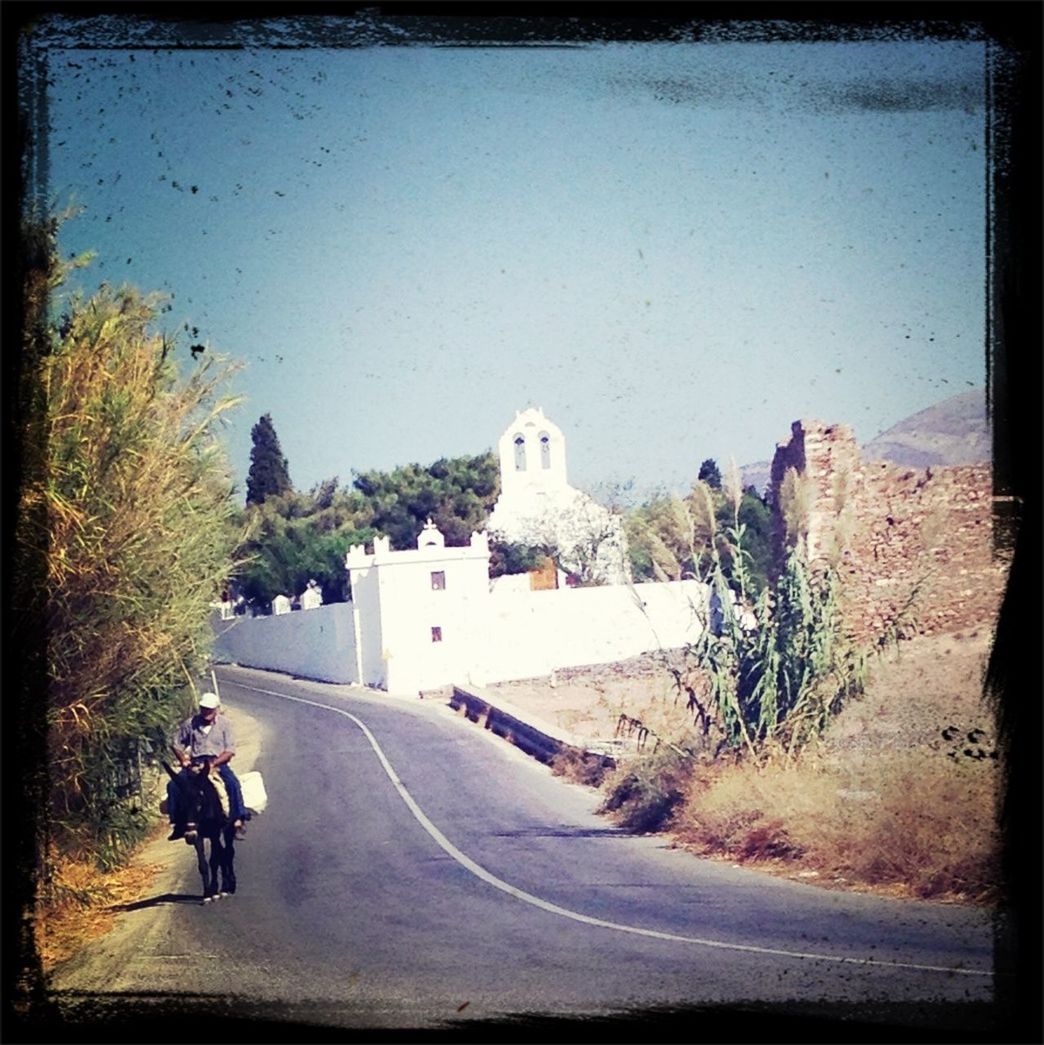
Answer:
xmin=822 ymin=752 xmax=1001 ymax=901
xmin=615 ymin=682 xmax=708 ymax=753
xmin=600 ymin=747 xmax=694 ymax=833
xmin=591 ymin=676 xmax=736 ymax=834
xmin=34 ymin=846 xmax=162 ymax=971
xmin=549 ymin=746 xmax=612 ymax=788
xmin=673 ymin=753 xmax=809 ymax=860
xmin=672 ymin=749 xmax=1000 ymax=902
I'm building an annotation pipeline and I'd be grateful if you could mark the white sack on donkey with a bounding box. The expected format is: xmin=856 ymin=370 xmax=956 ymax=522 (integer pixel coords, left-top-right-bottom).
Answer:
xmin=240 ymin=770 xmax=268 ymax=815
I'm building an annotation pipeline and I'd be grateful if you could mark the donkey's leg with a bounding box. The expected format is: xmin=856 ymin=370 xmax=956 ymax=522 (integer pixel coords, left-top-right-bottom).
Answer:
xmin=207 ymin=836 xmax=224 ymax=900
xmin=222 ymin=828 xmax=237 ymax=895
xmin=196 ymin=838 xmax=214 ymax=901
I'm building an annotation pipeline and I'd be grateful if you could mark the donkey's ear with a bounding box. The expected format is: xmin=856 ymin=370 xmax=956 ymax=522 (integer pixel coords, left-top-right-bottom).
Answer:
xmin=161 ymin=761 xmax=193 ymax=795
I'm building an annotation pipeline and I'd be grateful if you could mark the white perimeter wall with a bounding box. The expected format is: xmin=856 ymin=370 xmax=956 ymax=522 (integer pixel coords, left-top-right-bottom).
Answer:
xmin=471 ymin=580 xmax=706 ymax=686
xmin=210 ymin=580 xmax=706 ymax=693
xmin=211 ymin=602 xmax=359 ymax=685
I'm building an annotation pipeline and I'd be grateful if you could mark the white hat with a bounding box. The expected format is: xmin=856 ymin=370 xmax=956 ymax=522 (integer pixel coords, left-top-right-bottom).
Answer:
xmin=199 ymin=692 xmax=220 ymax=709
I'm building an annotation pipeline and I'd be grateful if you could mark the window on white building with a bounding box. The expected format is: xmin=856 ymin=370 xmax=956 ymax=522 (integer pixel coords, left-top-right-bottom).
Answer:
xmin=431 ymin=570 xmax=446 ymax=590
xmin=539 ymin=431 xmax=551 ymax=469
xmin=513 ymin=434 xmax=526 ymax=470
xmin=431 ymin=626 xmax=442 ymax=643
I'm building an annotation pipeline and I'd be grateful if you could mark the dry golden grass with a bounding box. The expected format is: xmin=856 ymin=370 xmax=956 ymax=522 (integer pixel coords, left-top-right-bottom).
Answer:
xmin=525 ymin=633 xmax=1002 ymax=904
xmin=670 ymin=748 xmax=1000 ymax=902
xmin=34 ymin=840 xmax=165 ymax=972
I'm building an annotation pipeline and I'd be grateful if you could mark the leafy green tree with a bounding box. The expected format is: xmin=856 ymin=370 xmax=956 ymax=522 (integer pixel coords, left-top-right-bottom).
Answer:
xmin=16 ymin=218 xmax=243 ymax=874
xmin=311 ymin=476 xmax=338 ymax=511
xmin=488 ymin=539 xmax=553 ymax=579
xmin=353 ymin=452 xmax=499 ymax=549
xmin=625 ymin=466 xmax=773 ymax=597
xmin=726 ymin=489 xmax=773 ymax=594
xmin=698 ymin=458 xmax=722 ymax=490
xmin=234 ymin=481 xmax=377 ymax=609
xmin=714 ymin=461 xmax=773 ymax=598
xmin=233 ymin=452 xmax=501 ymax=610
xmin=245 ymin=412 xmax=292 ymax=505
xmin=625 ymin=493 xmax=700 ymax=582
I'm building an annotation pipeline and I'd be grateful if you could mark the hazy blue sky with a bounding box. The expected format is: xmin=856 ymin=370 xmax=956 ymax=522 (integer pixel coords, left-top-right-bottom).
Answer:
xmin=34 ymin=18 xmax=990 ymax=503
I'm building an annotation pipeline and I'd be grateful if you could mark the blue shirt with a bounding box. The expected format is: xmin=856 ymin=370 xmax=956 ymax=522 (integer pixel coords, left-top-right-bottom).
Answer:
xmin=175 ymin=711 xmax=236 ymax=760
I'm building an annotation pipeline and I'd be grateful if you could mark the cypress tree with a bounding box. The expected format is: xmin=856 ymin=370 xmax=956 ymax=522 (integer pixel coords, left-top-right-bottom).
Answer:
xmin=698 ymin=458 xmax=722 ymax=490
xmin=246 ymin=413 xmax=292 ymax=505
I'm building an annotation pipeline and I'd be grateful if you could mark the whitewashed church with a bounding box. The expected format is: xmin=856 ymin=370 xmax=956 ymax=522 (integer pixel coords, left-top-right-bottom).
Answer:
xmin=213 ymin=409 xmax=705 ymax=694
xmin=486 ymin=407 xmax=629 ymax=586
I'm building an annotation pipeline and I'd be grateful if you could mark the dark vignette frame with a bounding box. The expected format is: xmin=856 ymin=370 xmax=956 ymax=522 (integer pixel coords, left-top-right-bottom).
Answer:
xmin=4 ymin=3 xmax=1040 ymax=1043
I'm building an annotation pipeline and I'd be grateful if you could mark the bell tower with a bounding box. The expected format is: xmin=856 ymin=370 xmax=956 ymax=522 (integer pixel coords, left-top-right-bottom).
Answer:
xmin=496 ymin=406 xmax=568 ymax=503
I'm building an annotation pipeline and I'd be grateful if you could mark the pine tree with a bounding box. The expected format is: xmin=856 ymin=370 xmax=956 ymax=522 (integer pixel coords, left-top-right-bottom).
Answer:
xmin=246 ymin=413 xmax=292 ymax=505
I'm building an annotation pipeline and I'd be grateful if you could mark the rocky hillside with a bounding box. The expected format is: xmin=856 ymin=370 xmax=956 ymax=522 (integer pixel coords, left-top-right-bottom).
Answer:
xmin=741 ymin=388 xmax=989 ymax=493
xmin=861 ymin=388 xmax=990 ymax=467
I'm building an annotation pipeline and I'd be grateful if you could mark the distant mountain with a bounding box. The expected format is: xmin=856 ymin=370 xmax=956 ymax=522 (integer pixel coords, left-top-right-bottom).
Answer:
xmin=739 ymin=459 xmax=774 ymax=497
xmin=861 ymin=388 xmax=990 ymax=468
xmin=740 ymin=389 xmax=990 ymax=495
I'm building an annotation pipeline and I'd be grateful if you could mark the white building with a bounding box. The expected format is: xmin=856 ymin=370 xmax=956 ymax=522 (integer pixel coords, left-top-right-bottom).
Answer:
xmin=212 ymin=409 xmax=705 ymax=694
xmin=216 ymin=517 xmax=705 ymax=694
xmin=346 ymin=521 xmax=492 ymax=694
xmin=486 ymin=407 xmax=629 ymax=585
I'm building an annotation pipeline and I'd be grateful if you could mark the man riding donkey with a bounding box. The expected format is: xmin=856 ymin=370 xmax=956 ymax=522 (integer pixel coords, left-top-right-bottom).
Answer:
xmin=166 ymin=691 xmax=249 ymax=841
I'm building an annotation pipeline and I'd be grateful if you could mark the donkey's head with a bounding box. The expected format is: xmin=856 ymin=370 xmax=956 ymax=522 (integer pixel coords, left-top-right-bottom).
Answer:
xmin=163 ymin=758 xmax=224 ymax=839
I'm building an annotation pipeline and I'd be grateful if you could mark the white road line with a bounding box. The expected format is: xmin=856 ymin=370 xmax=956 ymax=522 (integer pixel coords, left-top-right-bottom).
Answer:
xmin=226 ymin=679 xmax=993 ymax=979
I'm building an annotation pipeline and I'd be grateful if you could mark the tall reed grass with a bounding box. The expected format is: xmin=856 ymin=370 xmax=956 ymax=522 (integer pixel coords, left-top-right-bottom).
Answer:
xmin=661 ymin=467 xmax=867 ymax=761
xmin=18 ymin=220 xmax=244 ymax=879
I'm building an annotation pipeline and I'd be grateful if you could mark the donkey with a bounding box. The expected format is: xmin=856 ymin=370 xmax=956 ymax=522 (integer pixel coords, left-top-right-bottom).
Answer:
xmin=162 ymin=758 xmax=237 ymax=903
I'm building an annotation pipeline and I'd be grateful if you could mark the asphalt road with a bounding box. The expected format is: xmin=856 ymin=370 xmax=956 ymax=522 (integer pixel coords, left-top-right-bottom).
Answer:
xmin=45 ymin=666 xmax=1001 ymax=1040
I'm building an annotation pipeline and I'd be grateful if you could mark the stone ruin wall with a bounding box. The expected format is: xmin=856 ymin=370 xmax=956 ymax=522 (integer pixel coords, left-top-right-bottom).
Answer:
xmin=769 ymin=420 xmax=1009 ymax=645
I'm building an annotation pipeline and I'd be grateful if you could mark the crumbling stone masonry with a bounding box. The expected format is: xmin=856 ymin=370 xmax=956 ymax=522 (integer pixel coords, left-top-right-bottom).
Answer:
xmin=769 ymin=420 xmax=1010 ymax=644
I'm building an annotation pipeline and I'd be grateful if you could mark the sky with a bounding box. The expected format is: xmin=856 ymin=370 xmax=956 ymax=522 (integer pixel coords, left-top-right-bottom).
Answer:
xmin=27 ymin=14 xmax=993 ymax=505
